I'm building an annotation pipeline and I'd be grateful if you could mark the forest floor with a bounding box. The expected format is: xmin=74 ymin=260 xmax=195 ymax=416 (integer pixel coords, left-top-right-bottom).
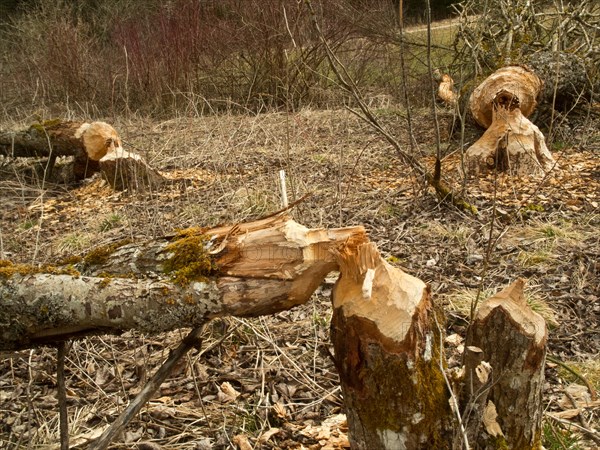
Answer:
xmin=0 ymin=105 xmax=599 ymax=449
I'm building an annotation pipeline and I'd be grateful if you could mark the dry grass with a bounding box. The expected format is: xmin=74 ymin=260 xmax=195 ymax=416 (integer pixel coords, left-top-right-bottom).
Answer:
xmin=442 ymin=285 xmax=559 ymax=327
xmin=0 ymin=106 xmax=598 ymax=448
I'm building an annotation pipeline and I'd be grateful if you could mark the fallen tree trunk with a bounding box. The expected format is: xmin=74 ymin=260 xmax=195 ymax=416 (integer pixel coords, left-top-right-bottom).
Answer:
xmin=330 ymin=242 xmax=453 ymax=449
xmin=465 ymin=66 xmax=556 ymax=176
xmin=0 ymin=120 xmax=120 ymax=180
xmin=0 ymin=215 xmax=367 ymax=351
xmin=0 ymin=120 xmax=166 ymax=188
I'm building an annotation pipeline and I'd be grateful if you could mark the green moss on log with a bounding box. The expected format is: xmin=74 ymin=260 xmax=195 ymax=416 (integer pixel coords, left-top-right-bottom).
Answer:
xmin=0 ymin=260 xmax=80 ymax=279
xmin=83 ymin=239 xmax=132 ymax=267
xmin=163 ymin=227 xmax=217 ymax=285
xmin=29 ymin=118 xmax=63 ymax=134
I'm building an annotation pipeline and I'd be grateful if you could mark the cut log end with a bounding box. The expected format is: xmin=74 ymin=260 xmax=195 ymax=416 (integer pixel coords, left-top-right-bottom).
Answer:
xmin=469 ymin=65 xmax=543 ymax=129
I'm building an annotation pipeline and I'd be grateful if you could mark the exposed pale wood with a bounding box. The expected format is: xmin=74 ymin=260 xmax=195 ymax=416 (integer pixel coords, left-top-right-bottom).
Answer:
xmin=465 ymin=100 xmax=556 ymax=176
xmin=436 ymin=72 xmax=458 ymax=106
xmin=466 ymin=66 xmax=556 ymax=176
xmin=464 ymin=279 xmax=547 ymax=450
xmin=330 ymin=242 xmax=452 ymax=449
xmin=0 ymin=215 xmax=366 ymax=351
xmin=469 ymin=66 xmax=542 ymax=128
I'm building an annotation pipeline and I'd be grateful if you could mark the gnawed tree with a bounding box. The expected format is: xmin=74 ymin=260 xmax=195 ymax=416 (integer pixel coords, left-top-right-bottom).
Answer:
xmin=330 ymin=241 xmax=453 ymax=449
xmin=461 ymin=279 xmax=547 ymax=450
xmin=434 ymin=70 xmax=458 ymax=107
xmin=465 ymin=66 xmax=556 ymax=176
xmin=0 ymin=215 xmax=548 ymax=449
xmin=0 ymin=120 xmax=166 ymax=190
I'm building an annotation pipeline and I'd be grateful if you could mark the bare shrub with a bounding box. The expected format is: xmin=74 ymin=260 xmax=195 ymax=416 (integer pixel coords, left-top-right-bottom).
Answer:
xmin=1 ymin=1 xmax=109 ymax=113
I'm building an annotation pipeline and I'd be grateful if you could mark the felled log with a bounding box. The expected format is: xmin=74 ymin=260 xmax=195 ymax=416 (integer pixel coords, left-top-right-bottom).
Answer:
xmin=462 ymin=279 xmax=547 ymax=449
xmin=465 ymin=66 xmax=556 ymax=176
xmin=0 ymin=215 xmax=367 ymax=351
xmin=0 ymin=120 xmax=166 ymax=189
xmin=0 ymin=120 xmax=121 ymax=180
xmin=330 ymin=242 xmax=453 ymax=449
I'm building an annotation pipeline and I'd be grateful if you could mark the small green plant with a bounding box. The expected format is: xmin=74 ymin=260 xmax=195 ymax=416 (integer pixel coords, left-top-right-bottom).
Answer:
xmin=19 ymin=219 xmax=37 ymax=230
xmin=57 ymin=233 xmax=93 ymax=254
xmin=98 ymin=213 xmax=123 ymax=232
xmin=516 ymin=248 xmax=557 ymax=267
xmin=542 ymin=420 xmax=584 ymax=450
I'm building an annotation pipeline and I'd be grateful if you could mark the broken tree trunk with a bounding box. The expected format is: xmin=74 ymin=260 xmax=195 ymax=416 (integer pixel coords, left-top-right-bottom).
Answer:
xmin=465 ymin=65 xmax=556 ymax=176
xmin=0 ymin=215 xmax=367 ymax=351
xmin=462 ymin=279 xmax=547 ymax=450
xmin=0 ymin=120 xmax=166 ymax=189
xmin=0 ymin=120 xmax=120 ymax=180
xmin=330 ymin=242 xmax=453 ymax=449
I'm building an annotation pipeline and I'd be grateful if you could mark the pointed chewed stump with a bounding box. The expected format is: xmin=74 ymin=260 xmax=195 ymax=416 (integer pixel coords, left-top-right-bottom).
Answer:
xmin=462 ymin=279 xmax=547 ymax=449
xmin=330 ymin=242 xmax=453 ymax=449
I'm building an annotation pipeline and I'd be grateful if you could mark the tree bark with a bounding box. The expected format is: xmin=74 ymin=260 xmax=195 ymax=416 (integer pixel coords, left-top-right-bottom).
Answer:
xmin=330 ymin=242 xmax=453 ymax=449
xmin=0 ymin=215 xmax=367 ymax=351
xmin=465 ymin=66 xmax=556 ymax=176
xmin=463 ymin=279 xmax=547 ymax=450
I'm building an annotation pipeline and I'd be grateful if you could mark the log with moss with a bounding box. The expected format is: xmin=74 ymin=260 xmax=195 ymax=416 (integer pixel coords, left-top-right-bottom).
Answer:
xmin=0 ymin=215 xmax=367 ymax=351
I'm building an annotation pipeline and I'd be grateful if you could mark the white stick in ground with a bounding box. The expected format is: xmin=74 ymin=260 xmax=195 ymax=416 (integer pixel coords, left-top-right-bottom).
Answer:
xmin=279 ymin=169 xmax=288 ymax=208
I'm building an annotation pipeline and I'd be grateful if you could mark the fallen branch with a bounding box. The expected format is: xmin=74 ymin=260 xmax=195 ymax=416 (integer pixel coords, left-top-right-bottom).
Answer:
xmin=90 ymin=326 xmax=204 ymax=450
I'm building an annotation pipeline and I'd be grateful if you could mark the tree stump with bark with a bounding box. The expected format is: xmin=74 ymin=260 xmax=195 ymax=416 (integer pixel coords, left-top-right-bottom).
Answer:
xmin=461 ymin=279 xmax=547 ymax=449
xmin=330 ymin=241 xmax=453 ymax=449
xmin=465 ymin=66 xmax=556 ymax=176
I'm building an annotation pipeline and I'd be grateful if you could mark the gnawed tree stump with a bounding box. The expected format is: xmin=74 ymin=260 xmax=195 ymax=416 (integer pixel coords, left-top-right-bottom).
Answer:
xmin=0 ymin=120 xmax=165 ymax=189
xmin=434 ymin=70 xmax=458 ymax=107
xmin=0 ymin=215 xmax=367 ymax=350
xmin=462 ymin=279 xmax=547 ymax=450
xmin=99 ymin=148 xmax=166 ymax=191
xmin=465 ymin=66 xmax=556 ymax=176
xmin=330 ymin=242 xmax=453 ymax=449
